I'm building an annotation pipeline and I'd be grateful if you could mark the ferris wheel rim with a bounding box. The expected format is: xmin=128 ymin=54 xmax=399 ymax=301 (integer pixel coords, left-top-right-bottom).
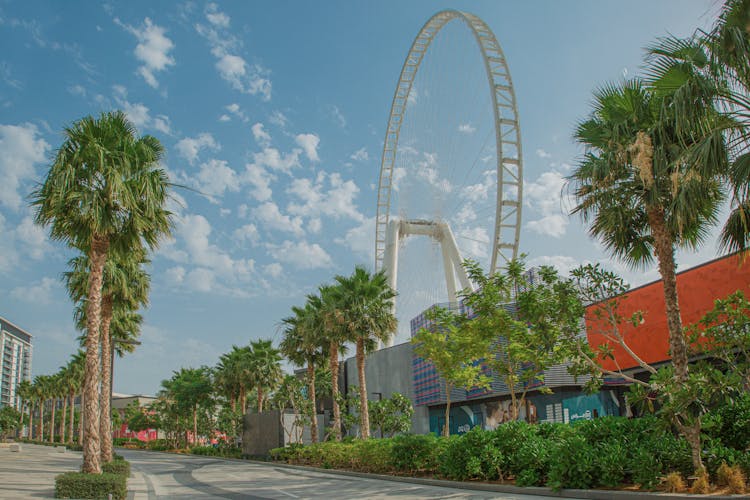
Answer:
xmin=374 ymin=9 xmax=523 ymax=275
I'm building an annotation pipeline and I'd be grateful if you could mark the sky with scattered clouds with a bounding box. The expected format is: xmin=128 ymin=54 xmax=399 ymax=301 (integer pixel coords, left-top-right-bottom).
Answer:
xmin=0 ymin=0 xmax=723 ymax=395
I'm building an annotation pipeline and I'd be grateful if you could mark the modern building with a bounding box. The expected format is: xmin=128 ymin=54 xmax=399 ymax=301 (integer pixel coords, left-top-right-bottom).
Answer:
xmin=0 ymin=316 xmax=33 ymax=410
xmin=342 ymin=252 xmax=750 ymax=436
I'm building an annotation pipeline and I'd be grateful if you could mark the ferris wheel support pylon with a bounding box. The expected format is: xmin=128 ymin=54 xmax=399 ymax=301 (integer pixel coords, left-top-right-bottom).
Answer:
xmin=381 ymin=219 xmax=472 ymax=348
xmin=375 ymin=10 xmax=523 ymax=277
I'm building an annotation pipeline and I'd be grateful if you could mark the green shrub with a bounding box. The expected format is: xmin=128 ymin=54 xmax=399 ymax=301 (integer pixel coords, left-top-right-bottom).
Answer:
xmin=594 ymin=442 xmax=627 ymax=488
xmin=703 ymin=393 xmax=750 ymax=451
xmin=390 ymin=434 xmax=442 ymax=474
xmin=511 ymin=434 xmax=552 ymax=486
xmin=146 ymin=439 xmax=169 ymax=451
xmin=190 ymin=445 xmax=242 ymax=458
xmin=55 ymin=472 xmax=126 ymax=499
xmin=438 ymin=427 xmax=502 ymax=481
xmin=102 ymin=459 xmax=130 ymax=477
xmin=351 ymin=439 xmax=393 ymax=473
xmin=547 ymin=435 xmax=596 ymax=490
xmin=628 ymin=447 xmax=661 ymax=490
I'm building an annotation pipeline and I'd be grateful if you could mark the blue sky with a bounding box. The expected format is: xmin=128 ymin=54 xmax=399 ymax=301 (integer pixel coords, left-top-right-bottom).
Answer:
xmin=0 ymin=0 xmax=722 ymax=395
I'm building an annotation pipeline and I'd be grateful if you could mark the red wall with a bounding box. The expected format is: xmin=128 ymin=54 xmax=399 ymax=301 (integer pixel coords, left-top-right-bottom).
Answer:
xmin=585 ymin=253 xmax=750 ymax=371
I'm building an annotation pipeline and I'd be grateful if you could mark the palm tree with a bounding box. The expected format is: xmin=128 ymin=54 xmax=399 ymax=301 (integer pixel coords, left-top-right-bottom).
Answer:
xmin=248 ymin=340 xmax=282 ymax=412
xmin=332 ymin=267 xmax=397 ymax=439
xmin=310 ymin=286 xmax=348 ymax=441
xmin=280 ymin=304 xmax=327 ymax=443
xmin=65 ymin=351 xmax=85 ymax=445
xmin=34 ymin=376 xmax=50 ymax=442
xmin=65 ymin=249 xmax=150 ymax=463
xmin=16 ymin=380 xmax=32 ymax=438
xmin=48 ymin=373 xmax=64 ymax=443
xmin=215 ymin=347 xmax=246 ymax=414
xmin=569 ymin=79 xmax=728 ymax=469
xmin=32 ymin=111 xmax=172 ymax=473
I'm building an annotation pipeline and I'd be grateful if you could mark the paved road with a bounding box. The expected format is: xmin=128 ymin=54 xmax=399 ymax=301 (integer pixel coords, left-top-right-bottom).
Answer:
xmin=121 ymin=448 xmax=560 ymax=500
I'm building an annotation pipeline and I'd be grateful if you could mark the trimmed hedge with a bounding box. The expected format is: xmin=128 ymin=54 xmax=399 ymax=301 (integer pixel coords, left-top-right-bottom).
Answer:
xmin=54 ymin=472 xmax=126 ymax=499
xmin=273 ymin=416 xmax=742 ymax=491
xmin=102 ymin=459 xmax=130 ymax=477
xmin=190 ymin=445 xmax=242 ymax=458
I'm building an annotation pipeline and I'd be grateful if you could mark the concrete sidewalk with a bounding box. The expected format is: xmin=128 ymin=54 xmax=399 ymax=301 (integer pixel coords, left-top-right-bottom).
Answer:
xmin=0 ymin=443 xmax=139 ymax=500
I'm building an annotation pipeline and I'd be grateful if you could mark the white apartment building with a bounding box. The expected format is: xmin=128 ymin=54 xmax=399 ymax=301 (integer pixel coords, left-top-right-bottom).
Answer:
xmin=0 ymin=316 xmax=33 ymax=409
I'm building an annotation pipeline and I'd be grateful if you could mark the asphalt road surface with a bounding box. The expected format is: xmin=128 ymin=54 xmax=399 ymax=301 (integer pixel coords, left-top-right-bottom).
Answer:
xmin=120 ymin=448 xmax=562 ymax=500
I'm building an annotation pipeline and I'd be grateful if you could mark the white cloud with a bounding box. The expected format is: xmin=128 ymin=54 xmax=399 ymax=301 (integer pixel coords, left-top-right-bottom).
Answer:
xmin=456 ymin=226 xmax=490 ymax=260
xmin=286 ymin=172 xmax=364 ymax=222
xmin=0 ymin=123 xmax=49 ymax=211
xmin=15 ymin=215 xmax=53 ymax=259
xmin=253 ymin=202 xmax=304 ymax=236
xmin=11 ymin=277 xmax=57 ymax=304
xmin=350 ymin=147 xmax=368 ymax=162
xmin=219 ymin=114 xmax=231 ymax=122
xmin=175 ymin=133 xmax=219 ymax=165
xmin=195 ymin=5 xmax=272 ymax=101
xmin=536 ymin=148 xmax=552 ymax=159
xmin=194 ymin=159 xmax=240 ymax=199
xmin=252 ymin=147 xmax=301 ymax=174
xmin=112 ymin=85 xmax=171 ymax=134
xmin=185 ymin=267 xmax=215 ymax=292
xmin=527 ymin=214 xmax=569 ymax=238
xmin=335 ymin=216 xmax=375 ymax=262
xmin=331 ymin=105 xmax=346 ymax=127
xmin=267 ymin=240 xmax=333 ymax=269
xmin=164 ymin=266 xmax=186 ymax=285
xmin=222 ymin=102 xmax=247 ymax=122
xmin=117 ymin=17 xmax=175 ymax=89
xmin=263 ymin=262 xmax=283 ymax=278
xmin=68 ymin=84 xmax=86 ymax=97
xmin=251 ymin=122 xmax=271 ymax=147
xmin=458 ymin=123 xmax=476 ymax=134
xmin=525 ymin=170 xmax=571 ymax=238
xmin=416 ymin=151 xmax=452 ymax=193
xmin=233 ymin=223 xmax=260 ymax=246
xmin=295 ymin=133 xmax=320 ymax=162
xmin=243 ymin=163 xmax=275 ymax=201
xmin=269 ymin=111 xmax=288 ymax=128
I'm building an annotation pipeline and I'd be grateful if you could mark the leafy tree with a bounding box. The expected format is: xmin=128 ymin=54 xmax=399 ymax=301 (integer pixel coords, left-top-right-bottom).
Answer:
xmin=159 ymin=367 xmax=214 ymax=445
xmin=32 ymin=111 xmax=172 ymax=473
xmin=460 ymin=259 xmax=582 ymax=421
xmin=368 ymin=393 xmax=414 ymax=438
xmin=332 ymin=267 xmax=397 ymax=439
xmin=413 ymin=305 xmax=491 ymax=437
xmin=271 ymin=374 xmax=306 ymax=444
xmin=0 ymin=406 xmax=22 ymax=439
xmin=123 ymin=401 xmax=155 ymax=434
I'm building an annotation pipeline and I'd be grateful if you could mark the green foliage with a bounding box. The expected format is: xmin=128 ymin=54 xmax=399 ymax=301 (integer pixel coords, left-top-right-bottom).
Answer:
xmin=54 ymin=472 xmax=126 ymax=499
xmin=438 ymin=426 xmax=503 ymax=481
xmin=547 ymin=435 xmax=596 ymax=490
xmin=101 ymin=459 xmax=130 ymax=477
xmin=190 ymin=445 xmax=242 ymax=458
xmin=368 ymin=392 xmax=414 ymax=438
xmin=0 ymin=405 xmax=22 ymax=437
xmin=389 ymin=434 xmax=443 ymax=474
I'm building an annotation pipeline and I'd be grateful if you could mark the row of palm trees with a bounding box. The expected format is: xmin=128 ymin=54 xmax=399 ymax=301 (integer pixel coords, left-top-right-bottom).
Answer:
xmin=568 ymin=0 xmax=750 ymax=470
xmin=280 ymin=266 xmax=396 ymax=441
xmin=30 ymin=111 xmax=172 ymax=474
xmin=16 ymin=352 xmax=85 ymax=445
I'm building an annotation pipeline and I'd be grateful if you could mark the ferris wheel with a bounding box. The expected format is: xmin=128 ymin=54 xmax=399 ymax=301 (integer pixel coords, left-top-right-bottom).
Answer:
xmin=374 ymin=10 xmax=523 ymax=347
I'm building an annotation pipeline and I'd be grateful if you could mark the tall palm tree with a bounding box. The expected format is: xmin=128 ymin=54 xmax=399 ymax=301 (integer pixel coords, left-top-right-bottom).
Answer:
xmin=48 ymin=373 xmax=64 ymax=443
xmin=248 ymin=340 xmax=282 ymax=412
xmin=569 ymin=79 xmax=728 ymax=469
xmin=309 ymin=286 xmax=348 ymax=441
xmin=332 ymin=267 xmax=397 ymax=439
xmin=215 ymin=347 xmax=246 ymax=414
xmin=32 ymin=111 xmax=172 ymax=473
xmin=34 ymin=375 xmax=50 ymax=442
xmin=280 ymin=304 xmax=327 ymax=443
xmin=65 ymin=351 xmax=85 ymax=445
xmin=65 ymin=249 xmax=150 ymax=463
xmin=16 ymin=380 xmax=32 ymax=438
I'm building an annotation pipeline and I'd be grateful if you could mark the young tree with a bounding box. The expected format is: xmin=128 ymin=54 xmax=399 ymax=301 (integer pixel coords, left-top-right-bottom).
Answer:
xmin=368 ymin=393 xmax=414 ymax=438
xmin=413 ymin=306 xmax=491 ymax=437
xmin=159 ymin=367 xmax=214 ymax=445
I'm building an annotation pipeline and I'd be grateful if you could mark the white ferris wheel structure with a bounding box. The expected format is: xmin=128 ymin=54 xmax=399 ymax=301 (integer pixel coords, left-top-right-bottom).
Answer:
xmin=374 ymin=10 xmax=523 ymax=348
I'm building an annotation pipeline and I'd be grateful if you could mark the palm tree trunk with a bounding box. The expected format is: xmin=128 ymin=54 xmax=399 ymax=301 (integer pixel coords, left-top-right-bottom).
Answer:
xmin=40 ymin=401 xmax=45 ymax=442
xmin=356 ymin=337 xmax=370 ymax=439
xmin=257 ymin=387 xmax=263 ymax=413
xmin=61 ymin=395 xmax=67 ymax=443
xmin=68 ymin=392 xmax=75 ymax=444
xmin=647 ymin=206 xmax=702 ymax=471
xmin=330 ymin=342 xmax=341 ymax=441
xmin=50 ymin=398 xmax=56 ymax=443
xmin=443 ymin=382 xmax=452 ymax=437
xmin=99 ymin=296 xmax=114 ymax=463
xmin=193 ymin=407 xmax=198 ymax=445
xmin=306 ymin=362 xmax=318 ymax=443
xmin=82 ymin=236 xmax=108 ymax=474
xmin=29 ymin=403 xmax=34 ymax=440
xmin=78 ymin=392 xmax=84 ymax=446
